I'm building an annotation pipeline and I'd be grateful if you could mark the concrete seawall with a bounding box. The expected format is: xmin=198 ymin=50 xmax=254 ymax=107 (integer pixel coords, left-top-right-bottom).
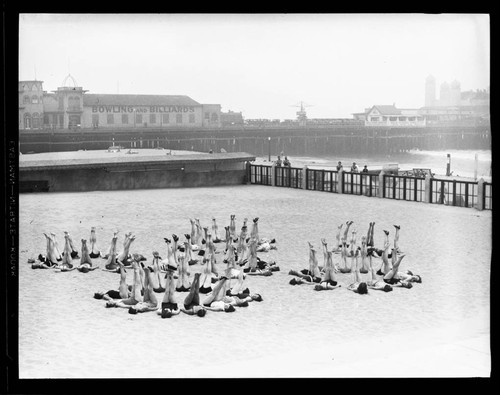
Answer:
xmin=19 ymin=152 xmax=255 ymax=193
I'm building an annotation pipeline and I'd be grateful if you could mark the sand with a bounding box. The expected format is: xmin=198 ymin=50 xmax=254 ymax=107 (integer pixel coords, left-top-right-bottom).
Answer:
xmin=18 ymin=183 xmax=491 ymax=378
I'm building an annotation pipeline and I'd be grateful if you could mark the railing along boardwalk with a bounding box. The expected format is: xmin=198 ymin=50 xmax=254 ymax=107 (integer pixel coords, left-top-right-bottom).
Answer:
xmin=249 ymin=164 xmax=492 ymax=211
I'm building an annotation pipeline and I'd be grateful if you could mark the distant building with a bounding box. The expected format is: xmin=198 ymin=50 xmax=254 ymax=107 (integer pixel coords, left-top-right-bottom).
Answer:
xmin=19 ymin=75 xmax=222 ymax=130
xmin=221 ymin=110 xmax=244 ymax=126
xmin=356 ymin=104 xmax=426 ymax=127
xmin=421 ymin=75 xmax=489 ymax=124
xmin=354 ymin=76 xmax=490 ymax=127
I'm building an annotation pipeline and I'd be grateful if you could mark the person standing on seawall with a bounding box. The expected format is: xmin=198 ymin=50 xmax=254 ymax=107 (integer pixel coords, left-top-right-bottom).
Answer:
xmin=336 ymin=161 xmax=343 ymax=172
xmin=351 ymin=162 xmax=359 ymax=172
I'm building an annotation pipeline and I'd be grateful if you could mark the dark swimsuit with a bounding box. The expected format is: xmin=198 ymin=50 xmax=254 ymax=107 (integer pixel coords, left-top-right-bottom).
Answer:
xmin=384 ymin=277 xmax=400 ymax=285
xmin=176 ymin=285 xmax=191 ymax=292
xmin=153 ymin=287 xmax=166 ymax=293
xmin=199 ymin=286 xmax=212 ymax=294
xmin=106 ymin=290 xmax=122 ymax=299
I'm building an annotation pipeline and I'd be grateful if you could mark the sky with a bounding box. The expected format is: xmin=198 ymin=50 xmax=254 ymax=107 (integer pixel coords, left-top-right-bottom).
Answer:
xmin=18 ymin=13 xmax=490 ymax=119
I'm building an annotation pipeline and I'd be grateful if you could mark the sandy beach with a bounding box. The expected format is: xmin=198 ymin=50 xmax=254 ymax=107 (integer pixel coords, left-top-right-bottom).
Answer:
xmin=18 ymin=179 xmax=491 ymax=378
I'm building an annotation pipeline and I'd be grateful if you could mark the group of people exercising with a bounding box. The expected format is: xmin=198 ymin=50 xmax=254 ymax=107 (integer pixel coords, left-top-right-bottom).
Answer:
xmin=32 ymin=216 xmax=278 ymax=317
xmin=288 ymin=221 xmax=422 ymax=294
xmin=31 ymin=216 xmax=422 ymax=318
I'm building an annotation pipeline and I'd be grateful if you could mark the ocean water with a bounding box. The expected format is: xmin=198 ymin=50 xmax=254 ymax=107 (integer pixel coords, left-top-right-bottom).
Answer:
xmin=258 ymin=149 xmax=492 ymax=180
xmin=17 ymin=165 xmax=492 ymax=377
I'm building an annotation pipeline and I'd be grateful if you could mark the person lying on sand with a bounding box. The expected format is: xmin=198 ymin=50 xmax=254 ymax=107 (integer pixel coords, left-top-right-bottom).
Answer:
xmin=289 ymin=242 xmax=322 ymax=284
xmin=94 ymin=260 xmax=132 ymax=301
xmin=175 ymin=255 xmax=191 ymax=292
xmin=242 ymin=238 xmax=272 ymax=276
xmin=49 ymin=232 xmax=63 ymax=262
xmin=202 ymin=276 xmax=236 ymax=312
xmin=342 ymin=220 xmax=354 ymax=246
xmin=128 ymin=266 xmax=159 ymax=314
xmin=180 ymin=272 xmax=207 ymax=317
xmin=313 ymin=251 xmax=342 ymax=291
xmin=229 ymin=214 xmax=237 ymax=239
xmin=117 ymin=233 xmax=135 ymax=266
xmin=151 ymin=251 xmax=165 ymax=293
xmin=346 ymin=255 xmax=369 ymax=295
xmin=77 ymin=239 xmax=99 ymax=273
xmin=105 ymin=260 xmax=144 ymax=308
xmin=376 ymin=242 xmax=393 ymax=276
xmin=54 ymin=233 xmax=76 ymax=271
xmin=89 ymin=227 xmax=101 ymax=258
xmin=384 ymin=254 xmax=422 ymax=288
xmin=103 ymin=232 xmax=119 ymax=272
xmin=63 ymin=231 xmax=79 ymax=259
xmin=199 ymin=251 xmax=215 ymax=294
xmin=338 ymin=239 xmax=352 ymax=273
xmin=41 ymin=232 xmax=61 ymax=266
xmin=211 ymin=217 xmax=222 ymax=243
xmin=366 ymin=252 xmax=393 ymax=292
xmin=157 ymin=262 xmax=181 ymax=318
xmin=250 ymin=217 xmax=259 ymax=240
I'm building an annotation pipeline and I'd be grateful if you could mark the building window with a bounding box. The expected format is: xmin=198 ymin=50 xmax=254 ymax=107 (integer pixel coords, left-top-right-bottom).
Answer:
xmin=408 ymin=117 xmax=415 ymax=121
xmin=176 ymin=114 xmax=183 ymax=124
xmin=204 ymin=112 xmax=210 ymax=120
xmin=389 ymin=117 xmax=398 ymax=121
xmin=107 ymin=114 xmax=114 ymax=124
xmin=92 ymin=114 xmax=99 ymax=128
xmin=24 ymin=113 xmax=32 ymax=129
xmin=189 ymin=114 xmax=195 ymax=123
xmin=68 ymin=96 xmax=80 ymax=110
xmin=399 ymin=117 xmax=407 ymax=121
xmin=58 ymin=96 xmax=64 ymax=110
xmin=32 ymin=113 xmax=40 ymax=128
xmin=43 ymin=114 xmax=50 ymax=125
xmin=122 ymin=114 xmax=129 ymax=124
xmin=211 ymin=113 xmax=218 ymax=123
xmin=371 ymin=117 xmax=379 ymax=122
xmin=150 ymin=114 xmax=156 ymax=124
xmin=136 ymin=114 xmax=142 ymax=124
xmin=162 ymin=114 xmax=169 ymax=124
xmin=31 ymin=95 xmax=39 ymax=104
xmin=58 ymin=115 xmax=64 ymax=128
xmin=23 ymin=95 xmax=30 ymax=104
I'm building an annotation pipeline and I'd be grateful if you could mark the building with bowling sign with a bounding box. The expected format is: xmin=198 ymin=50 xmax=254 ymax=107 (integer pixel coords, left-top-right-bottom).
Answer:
xmin=19 ymin=75 xmax=222 ymax=131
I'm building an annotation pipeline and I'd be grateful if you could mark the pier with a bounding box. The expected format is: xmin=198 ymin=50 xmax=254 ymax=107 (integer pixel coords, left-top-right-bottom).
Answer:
xmin=19 ymin=124 xmax=491 ymax=156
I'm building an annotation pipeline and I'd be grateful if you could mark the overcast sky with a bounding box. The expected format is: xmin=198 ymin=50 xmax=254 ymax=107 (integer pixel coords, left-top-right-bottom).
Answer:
xmin=19 ymin=13 xmax=490 ymax=119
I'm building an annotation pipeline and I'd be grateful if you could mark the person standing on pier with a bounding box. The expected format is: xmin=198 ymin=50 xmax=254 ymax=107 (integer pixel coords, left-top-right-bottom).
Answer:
xmin=351 ymin=162 xmax=359 ymax=172
xmin=276 ymin=156 xmax=282 ymax=167
xmin=336 ymin=161 xmax=343 ymax=172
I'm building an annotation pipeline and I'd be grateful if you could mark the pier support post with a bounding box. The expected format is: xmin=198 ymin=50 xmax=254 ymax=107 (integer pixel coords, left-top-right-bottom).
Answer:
xmin=476 ymin=178 xmax=485 ymax=211
xmin=378 ymin=171 xmax=385 ymax=198
xmin=301 ymin=166 xmax=308 ymax=189
xmin=271 ymin=164 xmax=276 ymax=187
xmin=424 ymin=175 xmax=432 ymax=204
